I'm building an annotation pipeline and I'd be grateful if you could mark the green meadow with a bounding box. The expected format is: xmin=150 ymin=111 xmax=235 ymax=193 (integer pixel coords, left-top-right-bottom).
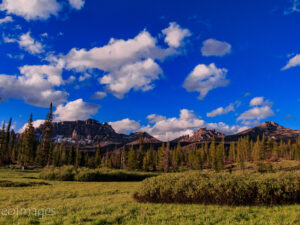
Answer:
xmin=1 ymin=162 xmax=300 ymax=225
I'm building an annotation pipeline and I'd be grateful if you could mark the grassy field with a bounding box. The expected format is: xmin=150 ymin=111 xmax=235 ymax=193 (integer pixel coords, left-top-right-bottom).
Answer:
xmin=1 ymin=162 xmax=300 ymax=224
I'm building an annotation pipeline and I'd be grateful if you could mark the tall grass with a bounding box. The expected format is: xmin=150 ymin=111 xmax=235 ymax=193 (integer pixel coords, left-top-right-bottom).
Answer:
xmin=134 ymin=171 xmax=300 ymax=205
xmin=39 ymin=166 xmax=157 ymax=182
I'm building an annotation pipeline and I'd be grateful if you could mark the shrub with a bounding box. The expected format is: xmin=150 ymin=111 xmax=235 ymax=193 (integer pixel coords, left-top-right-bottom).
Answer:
xmin=39 ymin=166 xmax=75 ymax=181
xmin=0 ymin=180 xmax=49 ymax=187
xmin=133 ymin=171 xmax=300 ymax=205
xmin=39 ymin=166 xmax=157 ymax=182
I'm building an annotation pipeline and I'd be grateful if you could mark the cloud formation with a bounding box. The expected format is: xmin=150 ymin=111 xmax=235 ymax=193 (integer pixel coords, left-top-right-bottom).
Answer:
xmin=0 ymin=15 xmax=13 ymax=24
xmin=91 ymin=91 xmax=107 ymax=100
xmin=99 ymin=58 xmax=162 ymax=98
xmin=109 ymin=118 xmax=141 ymax=134
xmin=54 ymin=99 xmax=99 ymax=121
xmin=162 ymin=22 xmax=191 ymax=48
xmin=0 ymin=0 xmax=61 ymax=21
xmin=237 ymin=97 xmax=274 ymax=125
xmin=140 ymin=109 xmax=248 ymax=141
xmin=249 ymin=96 xmax=272 ymax=107
xmin=201 ymin=39 xmax=231 ymax=57
xmin=282 ymin=54 xmax=300 ymax=70
xmin=207 ymin=103 xmax=235 ymax=117
xmin=64 ymin=24 xmax=189 ymax=98
xmin=183 ymin=63 xmax=229 ymax=99
xmin=0 ymin=64 xmax=67 ymax=107
xmin=69 ymin=0 xmax=85 ymax=10
xmin=4 ymin=32 xmax=44 ymax=55
xmin=237 ymin=106 xmax=274 ymax=121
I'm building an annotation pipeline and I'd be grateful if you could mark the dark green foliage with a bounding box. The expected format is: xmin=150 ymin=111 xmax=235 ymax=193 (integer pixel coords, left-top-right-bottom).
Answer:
xmin=39 ymin=166 xmax=156 ymax=182
xmin=36 ymin=103 xmax=53 ymax=166
xmin=0 ymin=180 xmax=49 ymax=187
xmin=127 ymin=146 xmax=137 ymax=170
xmin=134 ymin=171 xmax=300 ymax=205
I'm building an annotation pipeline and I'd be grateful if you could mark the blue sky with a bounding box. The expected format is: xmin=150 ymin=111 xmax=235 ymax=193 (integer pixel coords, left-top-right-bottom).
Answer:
xmin=0 ymin=0 xmax=299 ymax=141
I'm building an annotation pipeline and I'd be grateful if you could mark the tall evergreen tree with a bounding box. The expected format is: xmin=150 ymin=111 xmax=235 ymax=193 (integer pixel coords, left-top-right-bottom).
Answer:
xmin=164 ymin=142 xmax=170 ymax=173
xmin=120 ymin=148 xmax=127 ymax=169
xmin=229 ymin=142 xmax=236 ymax=162
xmin=75 ymin=145 xmax=81 ymax=168
xmin=128 ymin=145 xmax=137 ymax=170
xmin=37 ymin=103 xmax=53 ymax=166
xmin=0 ymin=122 xmax=6 ymax=165
xmin=157 ymin=143 xmax=165 ymax=171
xmin=94 ymin=145 xmax=102 ymax=167
xmin=68 ymin=145 xmax=75 ymax=165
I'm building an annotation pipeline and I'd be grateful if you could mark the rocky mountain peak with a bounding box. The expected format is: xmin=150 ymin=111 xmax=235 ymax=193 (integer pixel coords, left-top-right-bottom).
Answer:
xmin=226 ymin=121 xmax=300 ymax=142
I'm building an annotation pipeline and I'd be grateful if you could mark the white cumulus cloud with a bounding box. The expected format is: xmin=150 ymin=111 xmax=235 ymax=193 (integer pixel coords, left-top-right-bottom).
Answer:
xmin=0 ymin=0 xmax=61 ymax=21
xmin=54 ymin=99 xmax=99 ymax=121
xmin=161 ymin=22 xmax=191 ymax=48
xmin=0 ymin=64 xmax=67 ymax=107
xmin=99 ymin=58 xmax=162 ymax=98
xmin=63 ymin=24 xmax=189 ymax=98
xmin=237 ymin=106 xmax=274 ymax=121
xmin=249 ymin=96 xmax=272 ymax=107
xmin=183 ymin=63 xmax=229 ymax=100
xmin=4 ymin=32 xmax=44 ymax=55
xmin=109 ymin=118 xmax=141 ymax=134
xmin=201 ymin=39 xmax=231 ymax=57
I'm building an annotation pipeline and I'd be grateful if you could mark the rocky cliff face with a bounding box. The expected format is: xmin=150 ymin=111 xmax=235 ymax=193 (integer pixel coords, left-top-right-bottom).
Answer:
xmin=34 ymin=119 xmax=159 ymax=147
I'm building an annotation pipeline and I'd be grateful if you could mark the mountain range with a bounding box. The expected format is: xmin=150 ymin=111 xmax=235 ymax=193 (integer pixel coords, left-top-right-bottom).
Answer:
xmin=32 ymin=119 xmax=300 ymax=151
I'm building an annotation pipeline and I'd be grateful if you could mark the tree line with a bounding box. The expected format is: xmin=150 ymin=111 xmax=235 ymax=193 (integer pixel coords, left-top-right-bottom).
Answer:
xmin=0 ymin=103 xmax=300 ymax=171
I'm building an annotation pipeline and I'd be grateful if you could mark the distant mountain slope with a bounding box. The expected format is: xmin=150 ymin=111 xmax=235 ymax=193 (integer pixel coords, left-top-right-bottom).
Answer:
xmin=171 ymin=128 xmax=225 ymax=143
xmin=225 ymin=121 xmax=300 ymax=142
xmin=34 ymin=119 xmax=160 ymax=147
xmin=31 ymin=119 xmax=300 ymax=151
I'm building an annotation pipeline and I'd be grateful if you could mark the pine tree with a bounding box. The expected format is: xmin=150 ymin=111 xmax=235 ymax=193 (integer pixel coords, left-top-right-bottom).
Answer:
xmin=52 ymin=144 xmax=60 ymax=166
xmin=3 ymin=118 xmax=12 ymax=163
xmin=172 ymin=142 xmax=183 ymax=169
xmin=295 ymin=136 xmax=300 ymax=160
xmin=68 ymin=145 xmax=75 ymax=165
xmin=75 ymin=145 xmax=81 ymax=168
xmin=60 ymin=144 xmax=67 ymax=165
xmin=23 ymin=114 xmax=36 ymax=166
xmin=120 ymin=148 xmax=127 ymax=169
xmin=164 ymin=142 xmax=170 ymax=173
xmin=210 ymin=137 xmax=216 ymax=170
xmin=136 ymin=136 xmax=145 ymax=169
xmin=37 ymin=103 xmax=53 ymax=166
xmin=104 ymin=151 xmax=109 ymax=168
xmin=0 ymin=122 xmax=6 ymax=165
xmin=8 ymin=130 xmax=15 ymax=162
xmin=94 ymin=145 xmax=101 ymax=167
xmin=157 ymin=143 xmax=165 ymax=171
xmin=128 ymin=145 xmax=137 ymax=170
xmin=215 ymin=140 xmax=225 ymax=172
xmin=229 ymin=142 xmax=236 ymax=162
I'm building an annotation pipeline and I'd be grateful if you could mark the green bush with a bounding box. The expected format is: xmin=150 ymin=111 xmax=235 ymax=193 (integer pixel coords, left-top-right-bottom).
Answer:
xmin=39 ymin=166 xmax=156 ymax=182
xmin=0 ymin=180 xmax=49 ymax=187
xmin=133 ymin=171 xmax=300 ymax=205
